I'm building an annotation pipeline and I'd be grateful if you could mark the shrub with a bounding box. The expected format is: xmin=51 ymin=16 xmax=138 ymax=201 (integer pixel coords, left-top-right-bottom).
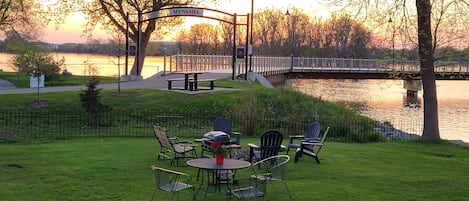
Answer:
xmin=79 ymin=77 xmax=112 ymax=128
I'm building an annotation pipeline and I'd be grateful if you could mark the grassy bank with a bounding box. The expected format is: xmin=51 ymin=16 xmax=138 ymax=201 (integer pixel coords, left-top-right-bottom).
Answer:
xmin=0 ymin=78 xmax=382 ymax=141
xmin=0 ymin=137 xmax=468 ymax=201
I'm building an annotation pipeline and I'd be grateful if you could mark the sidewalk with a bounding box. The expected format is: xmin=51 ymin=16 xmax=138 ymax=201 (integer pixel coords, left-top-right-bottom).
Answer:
xmin=0 ymin=70 xmax=233 ymax=95
xmin=0 ymin=78 xmax=16 ymax=90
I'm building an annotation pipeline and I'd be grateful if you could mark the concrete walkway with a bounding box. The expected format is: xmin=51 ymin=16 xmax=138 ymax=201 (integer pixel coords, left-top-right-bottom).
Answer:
xmin=0 ymin=78 xmax=16 ymax=90
xmin=0 ymin=69 xmax=233 ymax=95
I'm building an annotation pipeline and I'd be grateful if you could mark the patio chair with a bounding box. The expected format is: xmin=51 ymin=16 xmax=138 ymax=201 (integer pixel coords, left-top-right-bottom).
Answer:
xmin=227 ymin=155 xmax=291 ymax=200
xmin=151 ymin=166 xmax=195 ymax=201
xmin=248 ymin=130 xmax=283 ymax=163
xmin=213 ymin=117 xmax=242 ymax=145
xmin=287 ymin=122 xmax=321 ymax=154
xmin=252 ymin=155 xmax=292 ymax=198
xmin=294 ymin=127 xmax=330 ymax=163
xmin=153 ymin=125 xmax=197 ymax=166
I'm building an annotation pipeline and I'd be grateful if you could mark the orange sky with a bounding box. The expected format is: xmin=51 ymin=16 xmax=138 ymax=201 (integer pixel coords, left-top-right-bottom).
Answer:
xmin=40 ymin=0 xmax=330 ymax=44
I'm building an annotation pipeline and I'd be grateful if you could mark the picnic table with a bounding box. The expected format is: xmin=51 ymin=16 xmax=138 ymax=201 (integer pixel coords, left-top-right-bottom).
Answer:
xmin=167 ymin=71 xmax=215 ymax=91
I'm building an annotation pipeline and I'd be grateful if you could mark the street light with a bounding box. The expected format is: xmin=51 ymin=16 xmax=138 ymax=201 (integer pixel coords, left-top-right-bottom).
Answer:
xmin=249 ymin=0 xmax=254 ymax=72
xmin=286 ymin=5 xmax=296 ymax=70
xmin=388 ymin=17 xmax=395 ymax=67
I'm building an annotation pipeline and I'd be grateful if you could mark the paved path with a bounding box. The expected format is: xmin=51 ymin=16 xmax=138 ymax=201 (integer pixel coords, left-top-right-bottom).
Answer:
xmin=0 ymin=78 xmax=16 ymax=90
xmin=0 ymin=70 xmax=233 ymax=95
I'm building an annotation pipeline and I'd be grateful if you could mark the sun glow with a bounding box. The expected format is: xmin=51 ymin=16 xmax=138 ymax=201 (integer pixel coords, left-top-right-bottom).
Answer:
xmin=41 ymin=0 xmax=334 ymax=44
xmin=42 ymin=12 xmax=110 ymax=44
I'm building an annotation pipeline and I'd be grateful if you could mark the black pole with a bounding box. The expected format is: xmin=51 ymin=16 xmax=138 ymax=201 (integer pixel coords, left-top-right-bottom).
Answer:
xmin=245 ymin=14 xmax=249 ymax=80
xmin=249 ymin=0 xmax=254 ymax=72
xmin=125 ymin=12 xmax=129 ymax=76
xmin=232 ymin=13 xmax=237 ymax=80
xmin=290 ymin=16 xmax=295 ymax=70
xmin=136 ymin=12 xmax=141 ymax=77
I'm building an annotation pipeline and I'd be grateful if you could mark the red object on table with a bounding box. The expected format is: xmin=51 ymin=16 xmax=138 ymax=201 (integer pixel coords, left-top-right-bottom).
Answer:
xmin=215 ymin=154 xmax=224 ymax=164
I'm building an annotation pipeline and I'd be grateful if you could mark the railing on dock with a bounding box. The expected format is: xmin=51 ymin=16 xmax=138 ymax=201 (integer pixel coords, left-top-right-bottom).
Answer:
xmin=167 ymin=54 xmax=469 ymax=78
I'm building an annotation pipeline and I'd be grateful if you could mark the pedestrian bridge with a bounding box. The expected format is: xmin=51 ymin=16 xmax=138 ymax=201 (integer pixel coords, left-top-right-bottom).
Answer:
xmin=166 ymin=55 xmax=469 ymax=80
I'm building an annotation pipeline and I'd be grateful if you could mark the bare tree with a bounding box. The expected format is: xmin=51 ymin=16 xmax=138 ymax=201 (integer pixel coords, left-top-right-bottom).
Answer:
xmin=186 ymin=23 xmax=219 ymax=54
xmin=51 ymin=0 xmax=220 ymax=76
xmin=254 ymin=8 xmax=288 ymax=55
xmin=218 ymin=19 xmax=234 ymax=54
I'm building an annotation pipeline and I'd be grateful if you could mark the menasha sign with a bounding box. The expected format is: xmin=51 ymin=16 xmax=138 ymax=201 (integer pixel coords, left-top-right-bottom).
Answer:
xmin=169 ymin=8 xmax=204 ymax=16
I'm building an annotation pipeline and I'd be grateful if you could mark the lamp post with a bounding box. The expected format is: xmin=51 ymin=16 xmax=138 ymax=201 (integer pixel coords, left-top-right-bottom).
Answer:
xmin=249 ymin=0 xmax=254 ymax=72
xmin=286 ymin=6 xmax=296 ymax=70
xmin=388 ymin=17 xmax=395 ymax=67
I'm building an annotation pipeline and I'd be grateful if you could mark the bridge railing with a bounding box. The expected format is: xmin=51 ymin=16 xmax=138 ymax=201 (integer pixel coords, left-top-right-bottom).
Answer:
xmin=169 ymin=54 xmax=231 ymax=72
xmin=168 ymin=54 xmax=469 ymax=76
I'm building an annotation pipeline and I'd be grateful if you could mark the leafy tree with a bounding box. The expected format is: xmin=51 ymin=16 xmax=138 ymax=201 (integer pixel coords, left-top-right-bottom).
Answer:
xmin=462 ymin=48 xmax=469 ymax=61
xmin=14 ymin=49 xmax=64 ymax=104
xmin=4 ymin=30 xmax=36 ymax=54
xmin=434 ymin=47 xmax=461 ymax=62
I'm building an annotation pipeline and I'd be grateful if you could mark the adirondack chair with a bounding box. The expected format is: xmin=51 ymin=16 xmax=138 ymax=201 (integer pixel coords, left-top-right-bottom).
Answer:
xmin=294 ymin=127 xmax=330 ymax=163
xmin=248 ymin=130 xmax=283 ymax=163
xmin=213 ymin=117 xmax=241 ymax=145
xmin=287 ymin=122 xmax=321 ymax=154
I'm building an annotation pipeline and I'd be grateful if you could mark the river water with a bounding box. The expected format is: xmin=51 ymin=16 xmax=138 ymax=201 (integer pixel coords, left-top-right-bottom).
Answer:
xmin=0 ymin=52 xmax=166 ymax=79
xmin=1 ymin=53 xmax=467 ymax=142
xmin=288 ymin=79 xmax=469 ymax=143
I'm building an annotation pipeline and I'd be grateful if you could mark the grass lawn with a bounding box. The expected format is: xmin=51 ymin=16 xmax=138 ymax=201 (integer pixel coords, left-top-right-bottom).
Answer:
xmin=1 ymin=137 xmax=468 ymax=201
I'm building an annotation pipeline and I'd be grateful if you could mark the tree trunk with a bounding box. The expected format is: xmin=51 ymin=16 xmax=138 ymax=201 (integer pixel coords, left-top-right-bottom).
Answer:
xmin=128 ymin=14 xmax=156 ymax=76
xmin=129 ymin=37 xmax=149 ymax=76
xmin=37 ymin=75 xmax=40 ymax=102
xmin=416 ymin=0 xmax=440 ymax=140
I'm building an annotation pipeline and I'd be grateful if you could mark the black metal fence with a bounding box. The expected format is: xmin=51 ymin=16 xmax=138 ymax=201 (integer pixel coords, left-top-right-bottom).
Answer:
xmin=0 ymin=110 xmax=421 ymax=142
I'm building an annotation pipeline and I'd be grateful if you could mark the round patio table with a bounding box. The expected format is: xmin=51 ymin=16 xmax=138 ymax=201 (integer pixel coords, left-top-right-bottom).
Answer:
xmin=187 ymin=158 xmax=251 ymax=200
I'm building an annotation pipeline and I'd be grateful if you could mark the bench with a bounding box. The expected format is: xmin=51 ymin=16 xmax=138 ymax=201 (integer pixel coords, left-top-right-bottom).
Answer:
xmin=189 ymin=79 xmax=216 ymax=91
xmin=166 ymin=78 xmax=191 ymax=90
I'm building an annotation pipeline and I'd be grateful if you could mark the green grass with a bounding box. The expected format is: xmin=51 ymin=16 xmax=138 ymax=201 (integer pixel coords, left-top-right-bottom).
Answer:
xmin=1 ymin=137 xmax=468 ymax=201
xmin=0 ymin=71 xmax=117 ymax=88
xmin=0 ymin=81 xmax=375 ymax=140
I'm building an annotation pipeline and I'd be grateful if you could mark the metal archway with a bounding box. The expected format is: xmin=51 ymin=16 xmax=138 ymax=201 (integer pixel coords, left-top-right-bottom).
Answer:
xmin=126 ymin=6 xmax=250 ymax=79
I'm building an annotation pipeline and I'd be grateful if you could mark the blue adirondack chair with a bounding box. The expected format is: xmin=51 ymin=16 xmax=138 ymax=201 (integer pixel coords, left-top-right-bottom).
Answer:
xmin=287 ymin=122 xmax=321 ymax=154
xmin=213 ymin=117 xmax=241 ymax=145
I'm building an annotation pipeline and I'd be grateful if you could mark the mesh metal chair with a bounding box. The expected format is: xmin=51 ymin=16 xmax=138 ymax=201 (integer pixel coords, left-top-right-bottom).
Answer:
xmin=295 ymin=127 xmax=330 ymax=163
xmin=287 ymin=122 xmax=321 ymax=154
xmin=228 ymin=155 xmax=291 ymax=200
xmin=248 ymin=130 xmax=283 ymax=163
xmin=153 ymin=125 xmax=197 ymax=166
xmin=251 ymin=155 xmax=292 ymax=198
xmin=227 ymin=178 xmax=266 ymax=200
xmin=151 ymin=166 xmax=195 ymax=201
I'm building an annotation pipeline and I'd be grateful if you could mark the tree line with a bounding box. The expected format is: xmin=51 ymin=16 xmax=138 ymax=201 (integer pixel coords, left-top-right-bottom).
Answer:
xmin=0 ymin=36 xmax=176 ymax=56
xmin=175 ymin=8 xmax=468 ymax=62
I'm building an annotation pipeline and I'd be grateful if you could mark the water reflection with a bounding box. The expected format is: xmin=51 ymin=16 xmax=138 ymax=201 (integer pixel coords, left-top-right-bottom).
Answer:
xmin=403 ymin=93 xmax=421 ymax=108
xmin=289 ymin=79 xmax=469 ymax=142
xmin=0 ymin=53 xmax=165 ymax=79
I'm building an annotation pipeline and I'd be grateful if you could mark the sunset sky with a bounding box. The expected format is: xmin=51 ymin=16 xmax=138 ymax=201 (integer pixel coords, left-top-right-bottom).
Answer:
xmin=40 ymin=0 xmax=331 ymax=44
